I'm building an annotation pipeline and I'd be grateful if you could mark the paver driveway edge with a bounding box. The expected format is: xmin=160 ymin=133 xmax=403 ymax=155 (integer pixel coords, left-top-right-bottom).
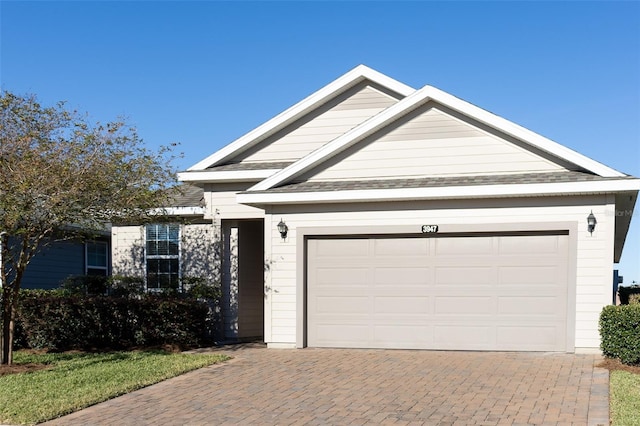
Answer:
xmin=42 ymin=347 xmax=609 ymax=426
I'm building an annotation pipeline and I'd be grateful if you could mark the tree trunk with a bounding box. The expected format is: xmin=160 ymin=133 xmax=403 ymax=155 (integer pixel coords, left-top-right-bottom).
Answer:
xmin=1 ymin=286 xmax=14 ymax=365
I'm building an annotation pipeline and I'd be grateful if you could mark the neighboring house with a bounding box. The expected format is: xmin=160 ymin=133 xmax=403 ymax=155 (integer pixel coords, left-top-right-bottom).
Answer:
xmin=112 ymin=65 xmax=640 ymax=352
xmin=21 ymin=235 xmax=111 ymax=290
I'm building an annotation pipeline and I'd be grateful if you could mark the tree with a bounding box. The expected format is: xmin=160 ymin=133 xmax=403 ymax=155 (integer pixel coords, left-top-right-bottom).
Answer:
xmin=0 ymin=91 xmax=179 ymax=364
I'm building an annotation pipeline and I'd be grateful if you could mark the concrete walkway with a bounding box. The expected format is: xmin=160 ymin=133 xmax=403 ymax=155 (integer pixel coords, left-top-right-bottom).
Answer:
xmin=43 ymin=345 xmax=609 ymax=425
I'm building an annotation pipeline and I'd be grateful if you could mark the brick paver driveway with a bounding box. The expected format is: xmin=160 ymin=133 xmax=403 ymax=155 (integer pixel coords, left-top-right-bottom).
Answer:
xmin=44 ymin=344 xmax=609 ymax=425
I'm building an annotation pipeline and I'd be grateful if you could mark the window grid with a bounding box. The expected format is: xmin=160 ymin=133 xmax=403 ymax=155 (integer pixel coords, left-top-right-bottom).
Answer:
xmin=145 ymin=224 xmax=180 ymax=291
xmin=86 ymin=241 xmax=108 ymax=276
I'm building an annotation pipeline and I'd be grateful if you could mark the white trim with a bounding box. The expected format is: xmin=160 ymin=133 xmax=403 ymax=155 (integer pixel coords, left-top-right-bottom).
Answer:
xmin=178 ymin=169 xmax=280 ymax=183
xmin=187 ymin=65 xmax=415 ymax=171
xmin=249 ymin=85 xmax=625 ymax=192
xmin=237 ymin=179 xmax=640 ymax=205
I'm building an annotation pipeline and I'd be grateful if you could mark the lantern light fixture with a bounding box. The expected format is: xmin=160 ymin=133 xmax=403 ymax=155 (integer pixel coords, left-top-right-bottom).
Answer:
xmin=587 ymin=211 xmax=597 ymax=235
xmin=277 ymin=218 xmax=288 ymax=240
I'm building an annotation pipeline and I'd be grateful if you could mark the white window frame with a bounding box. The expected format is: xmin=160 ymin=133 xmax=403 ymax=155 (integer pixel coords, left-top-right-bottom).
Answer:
xmin=144 ymin=223 xmax=182 ymax=292
xmin=85 ymin=240 xmax=109 ymax=276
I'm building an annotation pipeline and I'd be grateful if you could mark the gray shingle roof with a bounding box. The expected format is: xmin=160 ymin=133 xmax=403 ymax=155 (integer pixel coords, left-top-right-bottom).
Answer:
xmin=169 ymin=184 xmax=204 ymax=207
xmin=206 ymin=161 xmax=294 ymax=171
xmin=248 ymin=171 xmax=634 ymax=194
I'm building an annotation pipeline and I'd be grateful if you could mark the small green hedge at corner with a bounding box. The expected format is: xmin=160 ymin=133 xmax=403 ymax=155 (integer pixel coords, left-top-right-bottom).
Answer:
xmin=600 ymin=304 xmax=640 ymax=365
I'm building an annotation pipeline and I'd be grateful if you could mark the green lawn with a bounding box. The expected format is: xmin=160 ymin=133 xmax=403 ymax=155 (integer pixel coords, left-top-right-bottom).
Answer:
xmin=611 ymin=369 xmax=640 ymax=426
xmin=0 ymin=350 xmax=230 ymax=425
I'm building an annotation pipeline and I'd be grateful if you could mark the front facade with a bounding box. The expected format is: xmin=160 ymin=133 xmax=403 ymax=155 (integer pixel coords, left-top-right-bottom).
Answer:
xmin=113 ymin=65 xmax=639 ymax=351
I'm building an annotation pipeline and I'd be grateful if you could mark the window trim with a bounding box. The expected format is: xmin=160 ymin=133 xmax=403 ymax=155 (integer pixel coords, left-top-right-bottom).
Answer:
xmin=144 ymin=223 xmax=182 ymax=292
xmin=85 ymin=240 xmax=109 ymax=276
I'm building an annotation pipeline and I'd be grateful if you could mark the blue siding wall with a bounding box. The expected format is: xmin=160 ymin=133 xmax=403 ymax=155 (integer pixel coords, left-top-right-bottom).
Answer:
xmin=21 ymin=241 xmax=85 ymax=290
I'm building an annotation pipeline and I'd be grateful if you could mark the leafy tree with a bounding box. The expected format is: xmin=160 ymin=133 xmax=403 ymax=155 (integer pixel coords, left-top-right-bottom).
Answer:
xmin=0 ymin=91 xmax=179 ymax=364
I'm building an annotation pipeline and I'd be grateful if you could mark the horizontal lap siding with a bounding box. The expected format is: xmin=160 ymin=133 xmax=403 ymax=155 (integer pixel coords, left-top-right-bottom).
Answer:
xmin=204 ymin=185 xmax=264 ymax=219
xmin=112 ymin=226 xmax=145 ymax=277
xmin=264 ymin=195 xmax=614 ymax=349
xmin=240 ymin=86 xmax=399 ymax=163
xmin=307 ymin=108 xmax=564 ymax=181
xmin=21 ymin=241 xmax=86 ymax=290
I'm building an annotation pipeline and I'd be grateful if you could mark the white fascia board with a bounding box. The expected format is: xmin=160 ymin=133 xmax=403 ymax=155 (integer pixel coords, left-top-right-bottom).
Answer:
xmin=421 ymin=86 xmax=626 ymax=178
xmin=249 ymin=85 xmax=626 ymax=192
xmin=178 ymin=169 xmax=279 ymax=183
xmin=187 ymin=65 xmax=415 ymax=171
xmin=237 ymin=179 xmax=640 ymax=205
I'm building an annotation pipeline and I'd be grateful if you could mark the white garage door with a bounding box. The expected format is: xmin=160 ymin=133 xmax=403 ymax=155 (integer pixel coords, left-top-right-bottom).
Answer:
xmin=307 ymin=232 xmax=570 ymax=351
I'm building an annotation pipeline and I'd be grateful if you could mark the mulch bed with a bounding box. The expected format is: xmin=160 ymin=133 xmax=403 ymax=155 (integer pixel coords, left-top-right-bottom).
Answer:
xmin=597 ymin=358 xmax=640 ymax=375
xmin=0 ymin=363 xmax=51 ymax=376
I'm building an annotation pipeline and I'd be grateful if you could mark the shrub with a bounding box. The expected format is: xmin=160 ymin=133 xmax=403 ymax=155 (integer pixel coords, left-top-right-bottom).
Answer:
xmin=60 ymin=275 xmax=109 ymax=296
xmin=600 ymin=304 xmax=640 ymax=365
xmin=107 ymin=275 xmax=145 ymax=297
xmin=15 ymin=290 xmax=211 ymax=351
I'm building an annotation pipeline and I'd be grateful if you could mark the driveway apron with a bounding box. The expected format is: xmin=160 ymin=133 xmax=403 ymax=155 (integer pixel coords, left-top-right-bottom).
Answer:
xmin=43 ymin=345 xmax=609 ymax=425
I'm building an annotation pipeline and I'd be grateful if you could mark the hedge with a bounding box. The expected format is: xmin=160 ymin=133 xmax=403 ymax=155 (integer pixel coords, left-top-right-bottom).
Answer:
xmin=600 ymin=304 xmax=640 ymax=365
xmin=14 ymin=291 xmax=213 ymax=351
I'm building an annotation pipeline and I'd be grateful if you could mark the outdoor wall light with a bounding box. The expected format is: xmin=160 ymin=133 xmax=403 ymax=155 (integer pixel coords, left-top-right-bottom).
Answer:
xmin=277 ymin=218 xmax=288 ymax=240
xmin=587 ymin=211 xmax=597 ymax=235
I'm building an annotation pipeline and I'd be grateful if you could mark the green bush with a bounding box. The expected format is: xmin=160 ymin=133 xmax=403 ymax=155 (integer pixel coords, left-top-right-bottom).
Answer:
xmin=600 ymin=304 xmax=640 ymax=365
xmin=15 ymin=291 xmax=212 ymax=351
xmin=60 ymin=275 xmax=109 ymax=296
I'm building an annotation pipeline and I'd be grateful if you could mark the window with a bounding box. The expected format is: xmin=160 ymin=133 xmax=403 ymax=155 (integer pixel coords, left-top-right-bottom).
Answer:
xmin=86 ymin=241 xmax=109 ymax=276
xmin=145 ymin=224 xmax=180 ymax=290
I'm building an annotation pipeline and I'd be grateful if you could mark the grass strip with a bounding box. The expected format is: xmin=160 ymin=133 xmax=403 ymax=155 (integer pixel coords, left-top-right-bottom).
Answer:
xmin=0 ymin=350 xmax=230 ymax=425
xmin=610 ymin=370 xmax=640 ymax=426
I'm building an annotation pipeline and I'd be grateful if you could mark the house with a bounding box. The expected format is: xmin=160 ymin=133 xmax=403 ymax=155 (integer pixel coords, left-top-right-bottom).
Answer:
xmin=112 ymin=65 xmax=639 ymax=352
xmin=20 ymin=234 xmax=111 ymax=290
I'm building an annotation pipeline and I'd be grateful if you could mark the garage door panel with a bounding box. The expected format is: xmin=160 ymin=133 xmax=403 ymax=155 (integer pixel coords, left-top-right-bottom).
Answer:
xmin=435 ymin=267 xmax=494 ymax=285
xmin=314 ymin=239 xmax=369 ymax=256
xmin=499 ymin=266 xmax=565 ymax=285
xmin=373 ymin=325 xmax=434 ymax=348
xmin=314 ymin=324 xmax=371 ymax=347
xmin=374 ymin=267 xmax=431 ymax=285
xmin=434 ymin=325 xmax=493 ymax=347
xmin=435 ymin=237 xmax=494 ymax=255
xmin=435 ymin=296 xmax=494 ymax=315
xmin=314 ymin=267 xmax=369 ymax=286
xmin=307 ymin=233 xmax=570 ymax=352
xmin=498 ymin=297 xmax=561 ymax=315
xmin=315 ymin=296 xmax=370 ymax=314
xmin=374 ymin=238 xmax=430 ymax=256
xmin=498 ymin=235 xmax=562 ymax=254
xmin=374 ymin=296 xmax=430 ymax=314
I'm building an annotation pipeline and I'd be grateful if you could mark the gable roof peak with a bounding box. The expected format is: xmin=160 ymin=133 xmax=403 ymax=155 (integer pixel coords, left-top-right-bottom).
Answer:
xmin=186 ymin=65 xmax=416 ymax=172
xmin=249 ymin=82 xmax=625 ymax=191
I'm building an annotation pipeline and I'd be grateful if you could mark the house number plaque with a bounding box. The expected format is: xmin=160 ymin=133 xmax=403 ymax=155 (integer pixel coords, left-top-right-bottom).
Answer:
xmin=421 ymin=225 xmax=439 ymax=233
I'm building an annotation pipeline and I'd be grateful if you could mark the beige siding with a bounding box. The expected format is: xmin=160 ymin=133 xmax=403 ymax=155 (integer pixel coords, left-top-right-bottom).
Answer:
xmin=305 ymin=107 xmax=565 ymax=182
xmin=263 ymin=195 xmax=614 ymax=350
xmin=238 ymin=85 xmax=399 ymax=163
xmin=182 ymin=224 xmax=219 ymax=281
xmin=111 ymin=226 xmax=144 ymax=277
xmin=204 ymin=183 xmax=264 ymax=220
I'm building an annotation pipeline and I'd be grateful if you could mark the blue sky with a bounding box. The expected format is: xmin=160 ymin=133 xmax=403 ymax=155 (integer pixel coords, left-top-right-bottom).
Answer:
xmin=2 ymin=1 xmax=639 ymax=282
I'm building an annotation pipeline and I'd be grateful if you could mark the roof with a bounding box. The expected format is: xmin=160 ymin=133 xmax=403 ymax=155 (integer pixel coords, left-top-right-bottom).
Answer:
xmin=249 ymin=171 xmax=633 ymax=194
xmin=186 ymin=65 xmax=415 ymax=172
xmin=249 ymin=84 xmax=626 ymax=192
